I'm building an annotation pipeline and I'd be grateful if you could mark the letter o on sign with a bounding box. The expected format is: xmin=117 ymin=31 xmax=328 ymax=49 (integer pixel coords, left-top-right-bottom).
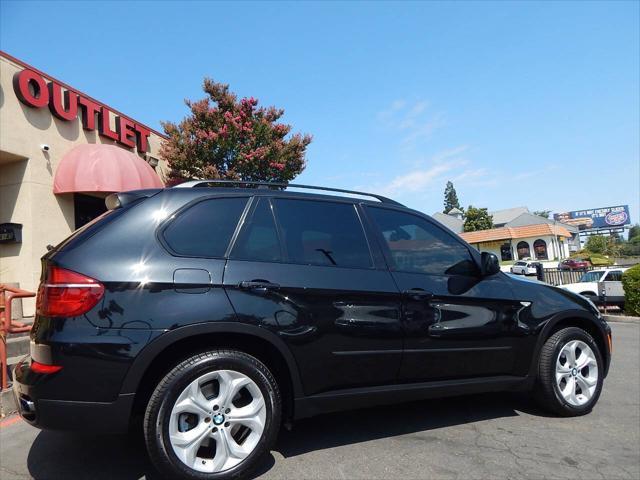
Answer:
xmin=13 ymin=69 xmax=49 ymax=108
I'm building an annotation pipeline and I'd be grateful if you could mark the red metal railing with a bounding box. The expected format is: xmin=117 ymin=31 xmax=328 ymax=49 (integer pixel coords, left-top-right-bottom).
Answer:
xmin=0 ymin=285 xmax=35 ymax=390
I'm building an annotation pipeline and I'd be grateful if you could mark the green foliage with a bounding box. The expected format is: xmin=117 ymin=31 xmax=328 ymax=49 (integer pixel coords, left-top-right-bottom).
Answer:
xmin=570 ymin=250 xmax=613 ymax=266
xmin=533 ymin=210 xmax=552 ymax=219
xmin=585 ymin=235 xmax=621 ymax=257
xmin=161 ymin=78 xmax=312 ymax=184
xmin=443 ymin=181 xmax=461 ymax=214
xmin=613 ymin=223 xmax=640 ymax=257
xmin=588 ymin=254 xmax=614 ymax=266
xmin=585 ymin=236 xmax=607 ymax=254
xmin=622 ymin=265 xmax=640 ymax=316
xmin=463 ymin=205 xmax=494 ymax=232
xmin=621 ymin=237 xmax=640 ymax=256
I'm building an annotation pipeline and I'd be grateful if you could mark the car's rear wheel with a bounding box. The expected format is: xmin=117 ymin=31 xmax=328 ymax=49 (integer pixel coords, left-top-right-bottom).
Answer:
xmin=534 ymin=327 xmax=603 ymax=416
xmin=144 ymin=350 xmax=281 ymax=479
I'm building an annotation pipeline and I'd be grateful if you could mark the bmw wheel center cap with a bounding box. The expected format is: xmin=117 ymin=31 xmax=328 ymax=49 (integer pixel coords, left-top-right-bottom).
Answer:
xmin=213 ymin=413 xmax=225 ymax=425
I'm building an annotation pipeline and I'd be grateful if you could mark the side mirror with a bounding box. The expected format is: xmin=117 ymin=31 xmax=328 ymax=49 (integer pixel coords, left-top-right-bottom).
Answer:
xmin=480 ymin=252 xmax=500 ymax=276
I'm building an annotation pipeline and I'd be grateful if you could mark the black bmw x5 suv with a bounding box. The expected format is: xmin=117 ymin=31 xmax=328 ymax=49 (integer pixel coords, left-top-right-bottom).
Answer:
xmin=14 ymin=181 xmax=611 ymax=479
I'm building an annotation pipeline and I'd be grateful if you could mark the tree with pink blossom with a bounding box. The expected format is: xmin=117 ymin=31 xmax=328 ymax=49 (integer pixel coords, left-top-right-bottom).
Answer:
xmin=161 ymin=78 xmax=312 ymax=185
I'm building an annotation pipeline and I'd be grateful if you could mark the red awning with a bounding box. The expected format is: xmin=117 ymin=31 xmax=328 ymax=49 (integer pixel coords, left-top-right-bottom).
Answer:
xmin=53 ymin=144 xmax=164 ymax=194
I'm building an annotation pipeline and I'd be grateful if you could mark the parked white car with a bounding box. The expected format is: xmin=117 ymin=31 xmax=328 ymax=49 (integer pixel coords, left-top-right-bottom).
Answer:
xmin=560 ymin=268 xmax=628 ymax=301
xmin=510 ymin=260 xmax=538 ymax=275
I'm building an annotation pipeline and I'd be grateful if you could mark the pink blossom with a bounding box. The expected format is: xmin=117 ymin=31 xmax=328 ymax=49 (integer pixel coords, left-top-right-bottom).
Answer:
xmin=269 ymin=162 xmax=285 ymax=171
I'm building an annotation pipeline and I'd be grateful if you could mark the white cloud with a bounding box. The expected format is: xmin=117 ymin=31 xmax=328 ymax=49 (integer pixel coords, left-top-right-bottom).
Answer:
xmin=431 ymin=145 xmax=470 ymax=163
xmin=400 ymin=113 xmax=446 ymax=145
xmin=451 ymin=167 xmax=488 ymax=183
xmin=371 ymin=146 xmax=470 ymax=197
xmin=377 ymin=99 xmax=445 ymax=146
xmin=376 ymin=99 xmax=407 ymax=122
xmin=511 ymin=171 xmax=536 ymax=181
xmin=381 ymin=163 xmax=453 ymax=195
xmin=398 ymin=100 xmax=429 ymax=130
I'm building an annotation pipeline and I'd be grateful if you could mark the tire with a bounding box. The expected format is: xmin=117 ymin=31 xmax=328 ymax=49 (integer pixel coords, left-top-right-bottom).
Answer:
xmin=534 ymin=327 xmax=604 ymax=416
xmin=144 ymin=350 xmax=281 ymax=480
xmin=580 ymin=292 xmax=598 ymax=303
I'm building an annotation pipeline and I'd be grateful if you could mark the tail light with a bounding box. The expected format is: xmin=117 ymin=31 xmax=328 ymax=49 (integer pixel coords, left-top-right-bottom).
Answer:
xmin=30 ymin=360 xmax=63 ymax=374
xmin=36 ymin=266 xmax=104 ymax=317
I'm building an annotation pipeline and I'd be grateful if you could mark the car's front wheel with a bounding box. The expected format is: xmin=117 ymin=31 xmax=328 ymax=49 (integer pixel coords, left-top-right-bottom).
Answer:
xmin=144 ymin=350 xmax=281 ymax=479
xmin=580 ymin=292 xmax=598 ymax=303
xmin=534 ymin=327 xmax=603 ymax=416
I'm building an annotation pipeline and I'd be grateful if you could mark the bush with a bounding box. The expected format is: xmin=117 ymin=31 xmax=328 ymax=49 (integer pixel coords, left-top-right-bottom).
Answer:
xmin=589 ymin=254 xmax=613 ymax=266
xmin=570 ymin=250 xmax=613 ymax=266
xmin=622 ymin=265 xmax=640 ymax=316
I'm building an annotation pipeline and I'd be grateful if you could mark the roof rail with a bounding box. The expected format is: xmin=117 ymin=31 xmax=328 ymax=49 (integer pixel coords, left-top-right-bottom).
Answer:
xmin=173 ymin=179 xmax=403 ymax=206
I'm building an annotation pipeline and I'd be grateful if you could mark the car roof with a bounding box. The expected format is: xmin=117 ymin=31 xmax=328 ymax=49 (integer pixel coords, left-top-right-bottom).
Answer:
xmin=160 ymin=185 xmax=406 ymax=209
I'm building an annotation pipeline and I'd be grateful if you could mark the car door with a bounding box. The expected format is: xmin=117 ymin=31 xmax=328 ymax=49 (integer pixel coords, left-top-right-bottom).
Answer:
xmin=364 ymin=205 xmax=528 ymax=382
xmin=223 ymin=196 xmax=403 ymax=396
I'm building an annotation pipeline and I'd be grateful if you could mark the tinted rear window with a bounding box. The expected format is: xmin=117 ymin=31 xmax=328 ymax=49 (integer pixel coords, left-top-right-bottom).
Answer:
xmin=52 ymin=207 xmax=124 ymax=253
xmin=163 ymin=197 xmax=247 ymax=257
xmin=273 ymin=199 xmax=372 ymax=268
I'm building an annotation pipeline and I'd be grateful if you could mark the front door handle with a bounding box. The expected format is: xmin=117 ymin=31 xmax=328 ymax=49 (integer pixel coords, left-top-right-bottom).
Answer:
xmin=402 ymin=288 xmax=434 ymax=301
xmin=239 ymin=280 xmax=280 ymax=291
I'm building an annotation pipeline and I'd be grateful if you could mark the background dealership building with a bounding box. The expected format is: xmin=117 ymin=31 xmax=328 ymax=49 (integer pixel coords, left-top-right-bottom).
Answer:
xmin=0 ymin=51 xmax=168 ymax=315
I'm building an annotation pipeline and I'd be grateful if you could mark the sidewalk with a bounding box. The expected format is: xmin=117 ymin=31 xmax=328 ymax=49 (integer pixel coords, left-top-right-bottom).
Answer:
xmin=604 ymin=313 xmax=640 ymax=323
xmin=1 ymin=316 xmax=33 ymax=417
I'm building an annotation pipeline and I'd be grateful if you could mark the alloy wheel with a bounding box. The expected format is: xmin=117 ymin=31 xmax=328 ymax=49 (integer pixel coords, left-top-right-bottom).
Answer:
xmin=555 ymin=340 xmax=598 ymax=407
xmin=168 ymin=369 xmax=266 ymax=473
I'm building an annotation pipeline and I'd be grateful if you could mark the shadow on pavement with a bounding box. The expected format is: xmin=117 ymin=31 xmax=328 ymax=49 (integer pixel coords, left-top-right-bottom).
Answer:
xmin=26 ymin=392 xmax=541 ymax=479
xmin=275 ymin=392 xmax=544 ymax=458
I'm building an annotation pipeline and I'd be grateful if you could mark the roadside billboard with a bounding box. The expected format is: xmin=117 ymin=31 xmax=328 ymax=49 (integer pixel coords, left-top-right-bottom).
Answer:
xmin=554 ymin=205 xmax=631 ymax=231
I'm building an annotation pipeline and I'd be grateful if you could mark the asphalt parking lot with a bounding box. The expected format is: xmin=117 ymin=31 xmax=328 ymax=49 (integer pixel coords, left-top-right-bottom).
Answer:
xmin=1 ymin=322 xmax=638 ymax=480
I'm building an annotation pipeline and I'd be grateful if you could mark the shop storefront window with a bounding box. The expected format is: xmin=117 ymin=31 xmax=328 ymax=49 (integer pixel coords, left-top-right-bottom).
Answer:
xmin=74 ymin=194 xmax=108 ymax=229
xmin=517 ymin=241 xmax=530 ymax=260
xmin=500 ymin=243 xmax=512 ymax=261
xmin=534 ymin=239 xmax=548 ymax=260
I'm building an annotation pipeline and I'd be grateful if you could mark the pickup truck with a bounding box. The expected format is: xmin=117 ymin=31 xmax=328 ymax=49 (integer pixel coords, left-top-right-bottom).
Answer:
xmin=560 ymin=267 xmax=628 ymax=306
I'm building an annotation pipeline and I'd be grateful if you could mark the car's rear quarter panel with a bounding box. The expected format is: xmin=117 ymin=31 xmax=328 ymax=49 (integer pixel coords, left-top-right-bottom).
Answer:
xmin=30 ymin=190 xmax=241 ymax=402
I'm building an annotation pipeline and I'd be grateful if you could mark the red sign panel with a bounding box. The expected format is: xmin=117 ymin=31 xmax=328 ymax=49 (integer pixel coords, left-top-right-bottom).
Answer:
xmin=13 ymin=69 xmax=150 ymax=153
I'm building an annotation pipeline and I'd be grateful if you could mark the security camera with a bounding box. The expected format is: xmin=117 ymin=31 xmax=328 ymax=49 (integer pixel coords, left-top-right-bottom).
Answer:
xmin=40 ymin=144 xmax=50 ymax=152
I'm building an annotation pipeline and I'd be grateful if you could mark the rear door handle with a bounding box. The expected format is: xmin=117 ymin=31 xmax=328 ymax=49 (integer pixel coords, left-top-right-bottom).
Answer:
xmin=402 ymin=288 xmax=434 ymax=301
xmin=239 ymin=280 xmax=280 ymax=291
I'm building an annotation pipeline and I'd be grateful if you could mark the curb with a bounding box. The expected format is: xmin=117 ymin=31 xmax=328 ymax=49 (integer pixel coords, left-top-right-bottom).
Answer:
xmin=0 ymin=387 xmax=17 ymax=417
xmin=603 ymin=314 xmax=640 ymax=324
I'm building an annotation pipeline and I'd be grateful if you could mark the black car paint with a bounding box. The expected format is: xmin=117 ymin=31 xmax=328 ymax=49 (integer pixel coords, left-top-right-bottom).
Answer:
xmin=13 ymin=187 xmax=611 ymax=432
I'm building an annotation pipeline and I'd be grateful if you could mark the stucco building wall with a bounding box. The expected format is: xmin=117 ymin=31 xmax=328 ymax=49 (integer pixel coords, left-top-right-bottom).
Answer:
xmin=0 ymin=53 xmax=167 ymax=315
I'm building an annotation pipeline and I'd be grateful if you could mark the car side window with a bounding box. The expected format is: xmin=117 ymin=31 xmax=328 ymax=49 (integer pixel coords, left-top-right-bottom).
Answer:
xmin=163 ymin=197 xmax=247 ymax=258
xmin=368 ymin=207 xmax=479 ymax=276
xmin=604 ymin=271 xmax=622 ymax=282
xmin=230 ymin=198 xmax=282 ymax=262
xmin=272 ymin=199 xmax=372 ymax=268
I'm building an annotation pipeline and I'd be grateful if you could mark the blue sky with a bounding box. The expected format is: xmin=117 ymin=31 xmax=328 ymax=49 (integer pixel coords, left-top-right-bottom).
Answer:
xmin=2 ymin=1 xmax=638 ymax=223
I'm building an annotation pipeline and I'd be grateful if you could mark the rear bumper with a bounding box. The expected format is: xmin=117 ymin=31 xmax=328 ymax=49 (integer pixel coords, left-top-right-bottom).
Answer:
xmin=12 ymin=357 xmax=134 ymax=433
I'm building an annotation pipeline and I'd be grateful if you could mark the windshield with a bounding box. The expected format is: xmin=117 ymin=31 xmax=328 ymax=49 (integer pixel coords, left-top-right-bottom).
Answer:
xmin=515 ymin=261 xmax=527 ymax=266
xmin=579 ymin=271 xmax=603 ymax=283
